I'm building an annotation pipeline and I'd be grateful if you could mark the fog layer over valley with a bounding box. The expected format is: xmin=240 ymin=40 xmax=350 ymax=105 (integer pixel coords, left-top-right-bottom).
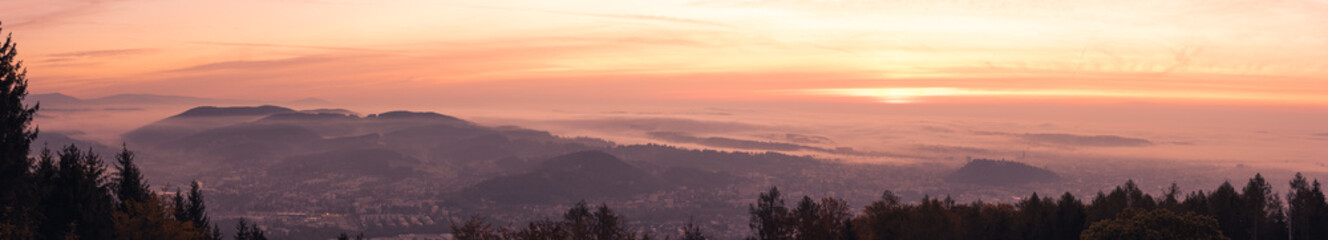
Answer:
xmin=23 ymin=94 xmax=1328 ymax=239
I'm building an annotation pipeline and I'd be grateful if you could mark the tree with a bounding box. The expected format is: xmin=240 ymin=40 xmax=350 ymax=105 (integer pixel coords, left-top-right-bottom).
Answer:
xmin=1288 ymin=173 xmax=1328 ymax=240
xmin=564 ymin=201 xmax=594 ymax=239
xmin=113 ymin=144 xmax=150 ymax=208
xmin=0 ymin=20 xmax=39 ymax=240
xmin=111 ymin=193 xmax=202 ymax=240
xmin=39 ymin=145 xmax=117 ymax=240
xmin=790 ymin=196 xmax=850 ymax=240
xmin=182 ymin=180 xmax=218 ymax=239
xmin=1161 ymin=183 xmax=1183 ymax=211
xmin=1052 ymin=192 xmax=1086 ymax=240
xmin=680 ymin=219 xmax=708 ymax=240
xmin=1081 ymin=209 xmax=1229 ymax=240
xmin=451 ymin=217 xmax=502 ymax=240
xmin=505 ymin=219 xmax=569 ymax=240
xmin=591 ymin=203 xmax=633 ymax=240
xmin=233 ymin=218 xmax=267 ymax=240
xmin=748 ymin=187 xmax=793 ymax=240
xmin=861 ymin=190 xmax=905 ymax=240
xmin=1241 ymin=174 xmax=1287 ymax=240
xmin=1209 ymin=181 xmax=1247 ymax=240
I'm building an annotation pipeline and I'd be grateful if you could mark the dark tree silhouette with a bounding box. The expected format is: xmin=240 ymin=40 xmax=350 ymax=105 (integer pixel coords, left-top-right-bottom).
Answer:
xmin=234 ymin=218 xmax=268 ymax=240
xmin=451 ymin=217 xmax=502 ymax=240
xmin=39 ymin=145 xmax=117 ymax=240
xmin=1081 ymin=209 xmax=1228 ymax=240
xmin=748 ymin=187 xmax=793 ymax=240
xmin=114 ymin=144 xmax=150 ymax=207
xmin=680 ymin=219 xmax=708 ymax=240
xmin=0 ymin=23 xmax=217 ymax=240
xmin=1287 ymin=173 xmax=1328 ymax=240
xmin=449 ymin=201 xmax=648 ymax=240
xmin=0 ymin=21 xmax=39 ymax=239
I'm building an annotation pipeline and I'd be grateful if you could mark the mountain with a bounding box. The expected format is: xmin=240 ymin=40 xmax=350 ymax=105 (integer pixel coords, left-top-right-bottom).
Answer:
xmin=174 ymin=105 xmax=295 ymax=117
xmin=121 ymin=105 xmax=820 ymax=215
xmin=28 ymin=93 xmax=85 ymax=105
xmin=459 ymin=151 xmax=667 ymax=204
xmin=122 ymin=106 xmax=298 ymax=146
xmin=947 ymin=159 xmax=1060 ymax=186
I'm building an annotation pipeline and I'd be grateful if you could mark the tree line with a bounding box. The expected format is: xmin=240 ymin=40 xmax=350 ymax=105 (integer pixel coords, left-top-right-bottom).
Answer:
xmin=448 ymin=200 xmax=708 ymax=240
xmin=751 ymin=173 xmax=1326 ymax=240
xmin=453 ymin=173 xmax=1328 ymax=240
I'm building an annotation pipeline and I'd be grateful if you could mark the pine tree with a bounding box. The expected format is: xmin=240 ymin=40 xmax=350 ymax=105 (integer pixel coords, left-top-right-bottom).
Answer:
xmin=184 ymin=180 xmax=218 ymax=239
xmin=39 ymin=145 xmax=117 ymax=240
xmin=234 ymin=218 xmax=268 ymax=240
xmin=113 ymin=144 xmax=150 ymax=208
xmin=1241 ymin=174 xmax=1287 ymax=240
xmin=1209 ymin=181 xmax=1246 ymax=240
xmin=1052 ymin=192 xmax=1086 ymax=240
xmin=1288 ymin=173 xmax=1328 ymax=240
xmin=0 ymin=21 xmax=39 ymax=239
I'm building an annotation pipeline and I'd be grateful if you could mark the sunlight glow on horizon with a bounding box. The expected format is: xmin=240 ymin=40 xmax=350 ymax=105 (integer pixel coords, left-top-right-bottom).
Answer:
xmin=0 ymin=0 xmax=1325 ymax=106
xmin=802 ymin=87 xmax=1328 ymax=105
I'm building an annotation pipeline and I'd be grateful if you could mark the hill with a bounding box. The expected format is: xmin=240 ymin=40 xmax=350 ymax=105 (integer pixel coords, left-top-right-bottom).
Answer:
xmin=947 ymin=159 xmax=1059 ymax=186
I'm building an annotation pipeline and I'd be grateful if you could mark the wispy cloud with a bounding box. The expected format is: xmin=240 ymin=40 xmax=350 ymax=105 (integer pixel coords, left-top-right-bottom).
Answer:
xmin=567 ymin=13 xmax=728 ymax=27
xmin=47 ymin=48 xmax=155 ymax=58
xmin=164 ymin=56 xmax=339 ymax=73
xmin=976 ymin=131 xmax=1155 ymax=148
xmin=187 ymin=42 xmax=394 ymax=53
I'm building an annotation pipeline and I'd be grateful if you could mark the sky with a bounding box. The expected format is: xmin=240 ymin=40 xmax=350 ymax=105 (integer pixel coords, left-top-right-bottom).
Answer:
xmin=1 ymin=0 xmax=1326 ymax=106
xmin=3 ymin=0 xmax=1327 ymax=171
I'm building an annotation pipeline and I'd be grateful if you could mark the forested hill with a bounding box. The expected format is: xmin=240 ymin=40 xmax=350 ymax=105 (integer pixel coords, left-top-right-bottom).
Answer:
xmin=948 ymin=159 xmax=1060 ymax=186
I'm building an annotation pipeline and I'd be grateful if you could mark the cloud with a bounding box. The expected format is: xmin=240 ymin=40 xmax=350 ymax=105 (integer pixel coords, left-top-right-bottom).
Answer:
xmin=164 ymin=56 xmax=338 ymax=73
xmin=646 ymin=131 xmax=920 ymax=159
xmin=46 ymin=48 xmax=155 ymax=58
xmin=979 ymin=131 xmax=1154 ymax=147
xmin=648 ymin=131 xmax=812 ymax=151
xmin=187 ymin=42 xmax=393 ymax=53
xmin=5 ymin=0 xmax=116 ymax=29
xmin=442 ymin=3 xmax=728 ymax=27
xmin=763 ymin=133 xmax=835 ymax=144
xmin=914 ymin=144 xmax=995 ymax=154
xmin=553 ymin=117 xmax=768 ymax=133
xmin=1315 ymin=133 xmax=1328 ymax=137
xmin=569 ymin=13 xmax=728 ymax=27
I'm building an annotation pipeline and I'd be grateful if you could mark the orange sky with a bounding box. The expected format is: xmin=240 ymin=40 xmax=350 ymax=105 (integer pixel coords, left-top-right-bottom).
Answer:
xmin=1 ymin=0 xmax=1326 ymax=106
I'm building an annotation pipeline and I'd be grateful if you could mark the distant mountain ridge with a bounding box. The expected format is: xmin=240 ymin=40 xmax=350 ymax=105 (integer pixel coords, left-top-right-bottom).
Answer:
xmin=119 ymin=105 xmax=816 ymax=210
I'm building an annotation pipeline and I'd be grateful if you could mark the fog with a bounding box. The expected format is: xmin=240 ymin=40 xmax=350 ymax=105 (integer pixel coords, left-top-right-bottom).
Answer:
xmin=32 ymin=92 xmax=1328 ymax=173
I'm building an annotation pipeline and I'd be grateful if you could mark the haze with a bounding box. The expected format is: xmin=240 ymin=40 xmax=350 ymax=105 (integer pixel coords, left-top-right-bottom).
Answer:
xmin=6 ymin=0 xmax=1328 ymax=239
xmin=5 ymin=0 xmax=1325 ymax=171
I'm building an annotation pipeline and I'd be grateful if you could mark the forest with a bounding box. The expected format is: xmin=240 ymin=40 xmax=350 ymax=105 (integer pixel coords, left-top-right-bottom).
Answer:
xmin=447 ymin=173 xmax=1328 ymax=240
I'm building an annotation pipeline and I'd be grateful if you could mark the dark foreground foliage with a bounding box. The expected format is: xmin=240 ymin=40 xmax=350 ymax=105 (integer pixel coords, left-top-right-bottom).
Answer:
xmin=0 ymin=22 xmax=247 ymax=240
xmin=450 ymin=201 xmax=673 ymax=240
xmin=461 ymin=173 xmax=1328 ymax=240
